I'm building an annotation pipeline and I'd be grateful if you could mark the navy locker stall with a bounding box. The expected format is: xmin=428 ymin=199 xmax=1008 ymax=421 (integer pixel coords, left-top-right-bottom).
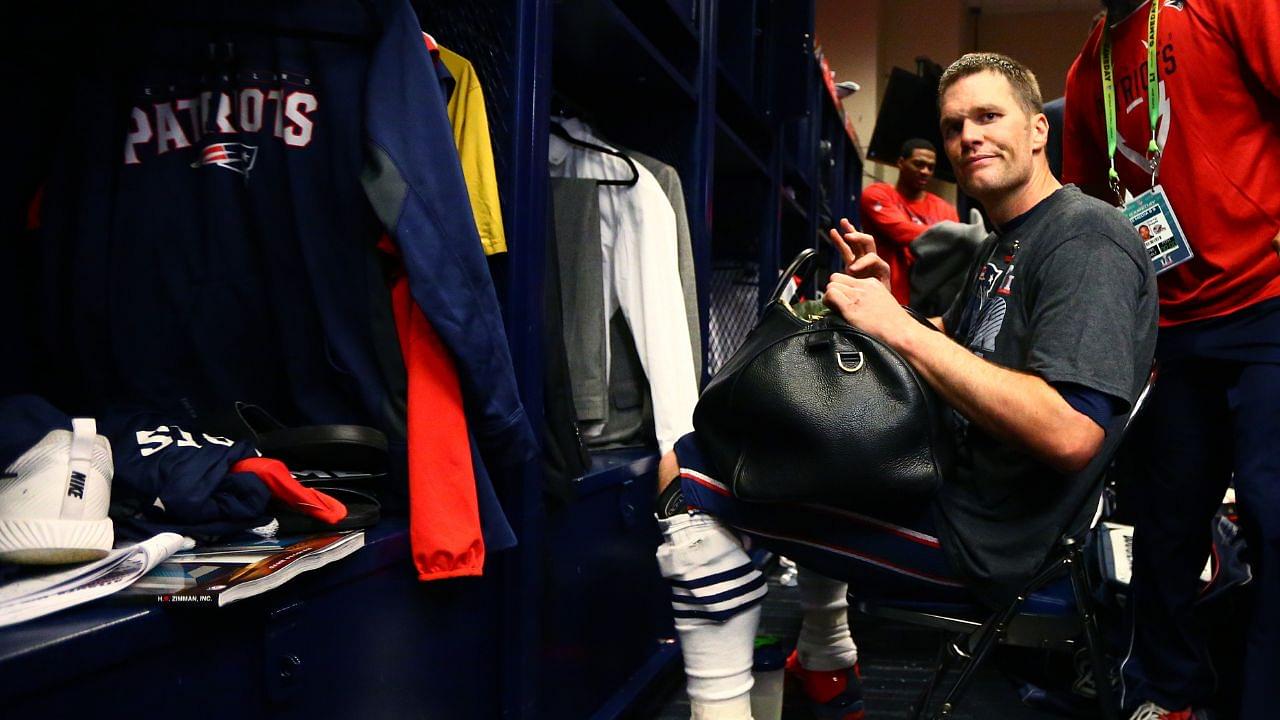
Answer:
xmin=0 ymin=1 xmax=864 ymax=717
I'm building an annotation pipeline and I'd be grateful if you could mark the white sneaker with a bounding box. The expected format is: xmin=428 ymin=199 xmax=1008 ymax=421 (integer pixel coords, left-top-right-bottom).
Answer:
xmin=0 ymin=418 xmax=114 ymax=564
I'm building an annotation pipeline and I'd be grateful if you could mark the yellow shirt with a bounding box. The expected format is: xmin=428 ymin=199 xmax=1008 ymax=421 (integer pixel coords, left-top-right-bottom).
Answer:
xmin=438 ymin=45 xmax=507 ymax=256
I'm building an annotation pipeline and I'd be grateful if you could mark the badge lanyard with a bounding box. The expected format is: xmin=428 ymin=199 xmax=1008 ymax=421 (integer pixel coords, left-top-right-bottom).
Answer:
xmin=1101 ymin=0 xmax=1161 ymax=205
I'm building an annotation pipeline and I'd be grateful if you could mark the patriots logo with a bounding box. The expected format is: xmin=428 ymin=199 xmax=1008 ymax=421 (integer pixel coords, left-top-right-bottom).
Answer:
xmin=193 ymin=142 xmax=259 ymax=179
xmin=955 ymin=260 xmax=1010 ymax=357
xmin=969 ymin=297 xmax=1006 ymax=355
xmin=976 ymin=261 xmax=1004 ymax=297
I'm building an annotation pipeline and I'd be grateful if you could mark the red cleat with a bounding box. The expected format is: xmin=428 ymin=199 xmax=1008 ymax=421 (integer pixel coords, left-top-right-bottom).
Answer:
xmin=784 ymin=649 xmax=867 ymax=720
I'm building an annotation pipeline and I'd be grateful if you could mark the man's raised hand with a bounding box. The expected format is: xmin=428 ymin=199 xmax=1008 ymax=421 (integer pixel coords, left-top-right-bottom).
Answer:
xmin=827 ymin=217 xmax=891 ymax=292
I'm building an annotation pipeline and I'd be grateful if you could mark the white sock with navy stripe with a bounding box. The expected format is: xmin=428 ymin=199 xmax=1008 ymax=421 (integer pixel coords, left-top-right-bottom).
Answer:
xmin=795 ymin=567 xmax=858 ymax=672
xmin=657 ymin=513 xmax=764 ymax=719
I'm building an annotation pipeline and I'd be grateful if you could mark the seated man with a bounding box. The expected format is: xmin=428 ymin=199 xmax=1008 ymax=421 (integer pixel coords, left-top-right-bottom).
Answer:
xmin=654 ymin=52 xmax=1159 ymax=720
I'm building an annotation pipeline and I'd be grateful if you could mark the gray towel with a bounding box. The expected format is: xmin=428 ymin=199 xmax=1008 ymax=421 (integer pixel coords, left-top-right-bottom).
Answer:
xmin=910 ymin=219 xmax=991 ymax=317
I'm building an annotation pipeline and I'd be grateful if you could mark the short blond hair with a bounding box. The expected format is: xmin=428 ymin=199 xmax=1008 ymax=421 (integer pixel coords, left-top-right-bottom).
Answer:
xmin=938 ymin=52 xmax=1043 ymax=116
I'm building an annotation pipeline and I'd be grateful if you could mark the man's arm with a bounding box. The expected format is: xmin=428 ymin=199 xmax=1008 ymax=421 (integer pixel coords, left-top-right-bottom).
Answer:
xmin=1062 ymin=46 xmax=1112 ymax=202
xmin=823 ymin=231 xmax=1105 ymax=474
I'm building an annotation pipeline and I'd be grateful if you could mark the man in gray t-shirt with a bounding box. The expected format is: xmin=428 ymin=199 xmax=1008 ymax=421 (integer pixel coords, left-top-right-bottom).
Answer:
xmin=650 ymin=53 xmax=1157 ymax=720
xmin=937 ymin=184 xmax=1156 ymax=606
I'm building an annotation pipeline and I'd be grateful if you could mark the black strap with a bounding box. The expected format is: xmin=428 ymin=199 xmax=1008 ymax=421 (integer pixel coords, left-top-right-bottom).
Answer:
xmin=769 ymin=248 xmax=937 ymax=331
xmin=767 ymin=248 xmax=818 ymax=305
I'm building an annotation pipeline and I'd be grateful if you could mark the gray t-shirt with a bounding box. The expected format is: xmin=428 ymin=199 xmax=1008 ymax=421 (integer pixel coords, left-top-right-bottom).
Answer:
xmin=937 ymin=185 xmax=1158 ymax=607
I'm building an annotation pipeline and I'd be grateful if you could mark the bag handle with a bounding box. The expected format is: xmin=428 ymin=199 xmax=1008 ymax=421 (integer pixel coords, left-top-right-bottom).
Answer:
xmin=767 ymin=248 xmax=819 ymax=305
xmin=768 ymin=248 xmax=940 ymax=333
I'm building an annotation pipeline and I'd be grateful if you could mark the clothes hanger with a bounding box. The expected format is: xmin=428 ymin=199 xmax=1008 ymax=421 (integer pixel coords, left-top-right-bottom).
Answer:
xmin=549 ymin=121 xmax=639 ymax=188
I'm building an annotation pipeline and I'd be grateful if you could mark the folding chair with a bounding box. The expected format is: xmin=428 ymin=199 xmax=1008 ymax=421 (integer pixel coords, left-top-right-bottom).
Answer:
xmin=855 ymin=365 xmax=1157 ymax=720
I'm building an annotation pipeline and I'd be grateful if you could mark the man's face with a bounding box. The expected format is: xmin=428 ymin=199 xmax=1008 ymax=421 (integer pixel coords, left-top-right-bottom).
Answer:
xmin=897 ymin=149 xmax=936 ymax=194
xmin=939 ymin=70 xmax=1047 ymax=204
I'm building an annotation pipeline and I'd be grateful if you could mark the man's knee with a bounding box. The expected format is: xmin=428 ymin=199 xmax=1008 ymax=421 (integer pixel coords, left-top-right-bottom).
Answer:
xmin=656 ymin=514 xmax=767 ymax=622
xmin=656 ymin=449 xmax=690 ymax=519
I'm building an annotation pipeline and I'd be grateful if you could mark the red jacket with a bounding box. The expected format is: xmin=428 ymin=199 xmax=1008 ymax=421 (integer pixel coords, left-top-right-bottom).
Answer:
xmin=859 ymin=182 xmax=958 ymax=305
xmin=1063 ymin=0 xmax=1280 ymax=326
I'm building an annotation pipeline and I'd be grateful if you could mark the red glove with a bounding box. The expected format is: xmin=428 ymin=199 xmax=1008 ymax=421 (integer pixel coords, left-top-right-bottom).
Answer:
xmin=231 ymin=457 xmax=347 ymax=525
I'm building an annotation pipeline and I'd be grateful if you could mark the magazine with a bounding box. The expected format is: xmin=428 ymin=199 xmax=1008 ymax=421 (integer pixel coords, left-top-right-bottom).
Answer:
xmin=0 ymin=533 xmax=185 ymax=628
xmin=121 ymin=531 xmax=365 ymax=607
xmin=167 ymin=533 xmax=337 ymax=564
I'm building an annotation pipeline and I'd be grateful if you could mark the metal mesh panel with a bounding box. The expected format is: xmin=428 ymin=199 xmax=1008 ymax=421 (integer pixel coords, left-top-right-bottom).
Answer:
xmin=706 ymin=260 xmax=760 ymax=376
xmin=412 ymin=0 xmax=518 ymax=209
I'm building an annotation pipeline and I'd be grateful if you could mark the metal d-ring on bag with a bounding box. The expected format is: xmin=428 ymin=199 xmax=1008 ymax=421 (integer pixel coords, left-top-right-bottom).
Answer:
xmin=692 ymin=249 xmax=953 ymax=514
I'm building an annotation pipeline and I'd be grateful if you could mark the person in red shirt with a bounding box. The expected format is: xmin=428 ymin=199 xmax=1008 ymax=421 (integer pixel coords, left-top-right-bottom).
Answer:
xmin=859 ymin=138 xmax=959 ymax=305
xmin=1063 ymin=2 xmax=1280 ymax=719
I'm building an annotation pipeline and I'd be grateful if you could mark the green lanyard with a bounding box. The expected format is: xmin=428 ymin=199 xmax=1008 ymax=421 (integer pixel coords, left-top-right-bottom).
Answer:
xmin=1100 ymin=0 xmax=1162 ymax=205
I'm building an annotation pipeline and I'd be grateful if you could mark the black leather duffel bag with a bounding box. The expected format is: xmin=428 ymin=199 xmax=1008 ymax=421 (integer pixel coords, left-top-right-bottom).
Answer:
xmin=692 ymin=249 xmax=952 ymax=514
